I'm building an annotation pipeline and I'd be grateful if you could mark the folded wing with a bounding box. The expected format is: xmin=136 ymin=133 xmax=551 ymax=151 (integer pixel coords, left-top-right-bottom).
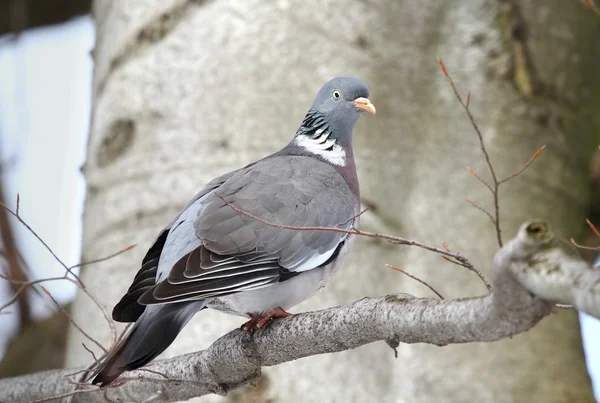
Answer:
xmin=139 ymin=155 xmax=357 ymax=305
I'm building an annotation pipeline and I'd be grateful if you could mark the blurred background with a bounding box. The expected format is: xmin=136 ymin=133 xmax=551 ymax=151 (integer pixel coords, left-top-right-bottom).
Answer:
xmin=0 ymin=1 xmax=599 ymax=401
xmin=0 ymin=0 xmax=91 ymax=377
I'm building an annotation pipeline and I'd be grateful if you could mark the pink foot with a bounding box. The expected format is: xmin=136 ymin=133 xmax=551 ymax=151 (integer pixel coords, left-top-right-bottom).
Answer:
xmin=241 ymin=307 xmax=291 ymax=331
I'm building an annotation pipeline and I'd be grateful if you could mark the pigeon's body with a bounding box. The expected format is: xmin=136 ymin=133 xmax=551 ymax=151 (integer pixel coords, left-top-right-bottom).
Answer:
xmin=91 ymin=77 xmax=375 ymax=386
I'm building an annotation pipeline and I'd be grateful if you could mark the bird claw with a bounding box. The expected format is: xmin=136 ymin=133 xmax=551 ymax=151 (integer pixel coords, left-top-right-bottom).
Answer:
xmin=241 ymin=307 xmax=291 ymax=331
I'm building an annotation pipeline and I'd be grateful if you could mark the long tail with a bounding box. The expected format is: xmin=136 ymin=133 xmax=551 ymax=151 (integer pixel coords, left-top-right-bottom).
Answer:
xmin=90 ymin=301 xmax=204 ymax=386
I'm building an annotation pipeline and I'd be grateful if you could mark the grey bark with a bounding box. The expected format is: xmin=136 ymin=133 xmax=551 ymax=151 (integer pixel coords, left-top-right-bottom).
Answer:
xmin=2 ymin=221 xmax=599 ymax=402
xmin=60 ymin=0 xmax=600 ymax=402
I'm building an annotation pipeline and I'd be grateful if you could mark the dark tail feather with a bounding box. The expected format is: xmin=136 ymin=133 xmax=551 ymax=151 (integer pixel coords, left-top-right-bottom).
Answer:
xmin=90 ymin=301 xmax=204 ymax=386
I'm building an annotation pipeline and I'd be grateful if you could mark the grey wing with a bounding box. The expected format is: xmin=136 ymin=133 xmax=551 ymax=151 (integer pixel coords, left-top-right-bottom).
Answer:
xmin=111 ymin=169 xmax=239 ymax=322
xmin=138 ymin=155 xmax=358 ymax=305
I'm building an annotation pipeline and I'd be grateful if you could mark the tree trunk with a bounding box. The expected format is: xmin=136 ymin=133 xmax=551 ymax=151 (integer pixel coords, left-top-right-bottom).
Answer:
xmin=67 ymin=0 xmax=600 ymax=401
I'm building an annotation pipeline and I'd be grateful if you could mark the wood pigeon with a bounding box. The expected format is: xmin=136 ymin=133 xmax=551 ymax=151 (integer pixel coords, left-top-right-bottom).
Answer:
xmin=90 ymin=77 xmax=375 ymax=386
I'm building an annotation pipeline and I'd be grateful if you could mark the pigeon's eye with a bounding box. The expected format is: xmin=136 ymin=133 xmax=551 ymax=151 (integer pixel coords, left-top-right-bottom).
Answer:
xmin=332 ymin=90 xmax=341 ymax=100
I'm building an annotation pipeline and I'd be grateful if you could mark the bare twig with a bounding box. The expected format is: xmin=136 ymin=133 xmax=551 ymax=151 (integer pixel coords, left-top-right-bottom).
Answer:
xmin=117 ymin=323 xmax=133 ymax=343
xmin=386 ymin=264 xmax=444 ymax=299
xmin=465 ymin=198 xmax=496 ymax=225
xmin=82 ymin=343 xmax=102 ymax=365
xmin=0 ymin=189 xmax=31 ymax=327
xmin=214 ymin=191 xmax=492 ymax=291
xmin=73 ymin=282 xmax=116 ymax=347
xmin=466 ymin=166 xmax=493 ymax=192
xmin=570 ymin=219 xmax=600 ymax=250
xmin=0 ymin=198 xmax=135 ymax=347
xmin=439 ymin=255 xmax=491 ymax=291
xmin=586 ymin=218 xmax=600 ymax=238
xmin=137 ymin=368 xmax=170 ymax=379
xmin=437 ymin=58 xmax=546 ymax=249
xmin=336 ymin=207 xmax=369 ymax=227
xmin=41 ymin=286 xmax=107 ymax=354
xmin=570 ymin=238 xmax=600 ymax=250
xmin=1 ymin=198 xmax=73 ymax=277
xmin=580 ymin=0 xmax=600 ymax=16
xmin=0 ymin=275 xmax=68 ymax=313
xmin=437 ymin=57 xmax=503 ymax=247
xmin=63 ymin=368 xmax=97 ymax=383
xmin=498 ymin=146 xmax=546 ymax=184
xmin=441 ymin=255 xmax=468 ymax=268
xmin=69 ymin=244 xmax=136 ymax=271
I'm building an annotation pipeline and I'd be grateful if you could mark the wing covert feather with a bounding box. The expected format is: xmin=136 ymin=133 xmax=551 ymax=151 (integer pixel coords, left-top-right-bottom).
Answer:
xmin=139 ymin=155 xmax=358 ymax=305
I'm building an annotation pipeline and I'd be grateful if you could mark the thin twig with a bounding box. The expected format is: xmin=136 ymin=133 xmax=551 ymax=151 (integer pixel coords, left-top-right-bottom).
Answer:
xmin=117 ymin=323 xmax=133 ymax=343
xmin=433 ymin=258 xmax=490 ymax=291
xmin=214 ymin=191 xmax=492 ymax=291
xmin=0 ymin=190 xmax=31 ymax=327
xmin=586 ymin=218 xmax=600 ymax=238
xmin=137 ymin=367 xmax=170 ymax=379
xmin=0 ymin=275 xmax=68 ymax=313
xmin=82 ymin=342 xmax=101 ymax=365
xmin=498 ymin=145 xmax=546 ymax=184
xmin=336 ymin=207 xmax=369 ymax=227
xmin=0 ymin=271 xmax=117 ymax=348
xmin=465 ymin=199 xmax=496 ymax=226
xmin=570 ymin=238 xmax=600 ymax=250
xmin=0 ymin=198 xmax=129 ymax=346
xmin=1 ymin=199 xmax=73 ymax=277
xmin=441 ymin=255 xmax=469 ymax=268
xmin=41 ymin=286 xmax=107 ymax=354
xmin=440 ymin=255 xmax=491 ymax=290
xmin=386 ymin=264 xmax=444 ymax=299
xmin=214 ymin=193 xmax=465 ymax=259
xmin=63 ymin=245 xmax=136 ymax=347
xmin=63 ymin=368 xmax=96 ymax=381
xmin=437 ymin=59 xmax=546 ymax=249
xmin=580 ymin=0 xmax=600 ymax=16
xmin=466 ymin=167 xmax=493 ymax=193
xmin=75 ymin=282 xmax=116 ymax=347
xmin=569 ymin=219 xmax=600 ymax=251
xmin=437 ymin=57 xmax=503 ymax=247
xmin=68 ymin=244 xmax=136 ymax=271
xmin=64 ymin=360 xmax=105 ymax=386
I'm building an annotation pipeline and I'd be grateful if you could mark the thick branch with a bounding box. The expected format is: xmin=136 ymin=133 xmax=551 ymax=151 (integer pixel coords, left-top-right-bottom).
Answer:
xmin=1 ymin=220 xmax=597 ymax=403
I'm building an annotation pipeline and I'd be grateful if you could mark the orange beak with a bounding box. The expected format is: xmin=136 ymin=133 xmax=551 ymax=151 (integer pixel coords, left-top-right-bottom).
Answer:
xmin=354 ymin=97 xmax=376 ymax=114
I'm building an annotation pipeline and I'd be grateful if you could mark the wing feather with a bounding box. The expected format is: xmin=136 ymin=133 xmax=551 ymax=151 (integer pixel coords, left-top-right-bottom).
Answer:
xmin=111 ymin=169 xmax=239 ymax=321
xmin=139 ymin=155 xmax=358 ymax=306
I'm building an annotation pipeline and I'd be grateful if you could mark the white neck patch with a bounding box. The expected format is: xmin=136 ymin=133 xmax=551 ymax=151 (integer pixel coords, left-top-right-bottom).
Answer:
xmin=294 ymin=129 xmax=346 ymax=166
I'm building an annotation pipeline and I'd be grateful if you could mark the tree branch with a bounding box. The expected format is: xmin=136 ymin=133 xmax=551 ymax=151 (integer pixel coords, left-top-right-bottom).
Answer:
xmin=213 ymin=191 xmax=492 ymax=291
xmin=1 ymin=220 xmax=597 ymax=403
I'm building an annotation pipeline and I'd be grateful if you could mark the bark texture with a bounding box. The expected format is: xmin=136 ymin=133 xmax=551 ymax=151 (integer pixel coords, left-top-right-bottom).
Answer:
xmin=65 ymin=0 xmax=600 ymax=402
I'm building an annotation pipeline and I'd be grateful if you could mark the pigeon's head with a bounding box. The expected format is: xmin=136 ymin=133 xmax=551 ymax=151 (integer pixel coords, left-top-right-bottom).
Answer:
xmin=311 ymin=77 xmax=375 ymax=114
xmin=291 ymin=77 xmax=374 ymax=166
xmin=308 ymin=77 xmax=375 ymax=135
